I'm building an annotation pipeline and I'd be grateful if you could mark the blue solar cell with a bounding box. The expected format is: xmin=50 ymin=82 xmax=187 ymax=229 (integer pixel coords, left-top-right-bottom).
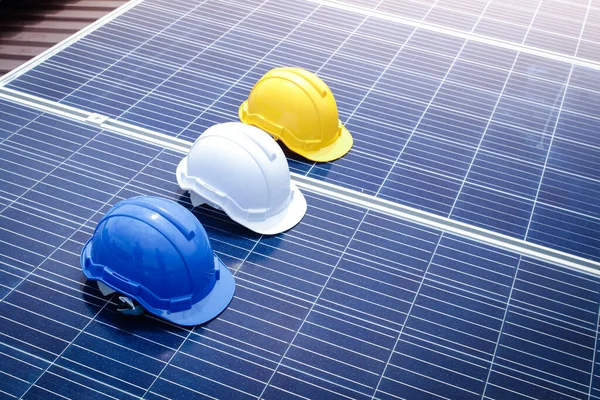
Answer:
xmin=391 ymin=45 xmax=457 ymax=79
xmin=548 ymin=138 xmax=600 ymax=181
xmin=436 ymin=0 xmax=489 ymax=14
xmin=474 ymin=18 xmax=530 ymax=42
xmin=564 ymin=85 xmax=600 ymax=117
xmin=407 ymin=28 xmax=467 ymax=56
xmin=426 ymin=6 xmax=481 ymax=31
xmin=537 ymin=169 xmax=600 ymax=218
xmin=433 ymin=82 xmax=500 ymax=118
xmin=378 ymin=163 xmax=463 ymax=215
xmin=356 ymin=17 xmax=415 ymax=44
xmin=417 ymin=105 xmax=488 ymax=146
xmin=446 ymin=59 xmax=512 ymax=92
xmin=398 ymin=133 xmax=476 ymax=178
xmin=531 ymin=13 xmax=584 ymax=37
xmin=525 ymin=30 xmax=579 ymax=56
xmin=467 ymin=152 xmax=544 ymax=198
xmin=451 ymin=183 xmax=535 ymax=238
xmin=375 ymin=67 xmax=442 ymax=103
xmin=479 ymin=122 xmax=551 ymax=164
xmin=527 ymin=204 xmax=600 ymax=262
xmin=377 ymin=0 xmax=434 ymax=20
xmin=512 ymin=54 xmax=572 ymax=83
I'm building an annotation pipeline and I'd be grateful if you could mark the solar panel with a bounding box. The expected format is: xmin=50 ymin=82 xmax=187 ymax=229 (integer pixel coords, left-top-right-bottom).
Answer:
xmin=3 ymin=0 xmax=598 ymax=261
xmin=2 ymin=97 xmax=600 ymax=400
xmin=1 ymin=0 xmax=600 ymax=398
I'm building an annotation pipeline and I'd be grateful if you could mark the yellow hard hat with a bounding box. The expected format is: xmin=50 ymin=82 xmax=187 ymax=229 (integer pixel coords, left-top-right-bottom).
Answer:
xmin=239 ymin=67 xmax=353 ymax=162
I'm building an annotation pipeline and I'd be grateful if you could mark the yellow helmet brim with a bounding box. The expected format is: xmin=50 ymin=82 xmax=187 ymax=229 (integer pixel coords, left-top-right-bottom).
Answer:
xmin=299 ymin=122 xmax=353 ymax=162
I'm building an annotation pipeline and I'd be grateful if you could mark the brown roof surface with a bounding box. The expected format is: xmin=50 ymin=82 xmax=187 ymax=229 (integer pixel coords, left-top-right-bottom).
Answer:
xmin=0 ymin=0 xmax=128 ymax=76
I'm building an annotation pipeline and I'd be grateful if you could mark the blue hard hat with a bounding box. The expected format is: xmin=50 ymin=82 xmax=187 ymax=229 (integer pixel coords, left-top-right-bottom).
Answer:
xmin=80 ymin=196 xmax=236 ymax=326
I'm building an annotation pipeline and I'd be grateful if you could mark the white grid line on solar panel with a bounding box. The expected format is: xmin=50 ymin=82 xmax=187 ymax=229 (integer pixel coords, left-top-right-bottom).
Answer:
xmin=375 ymin=384 xmax=436 ymax=400
xmin=416 ymin=0 xmax=593 ymax=28
xmin=424 ymin=270 xmax=509 ymax=303
xmin=1 ymin=369 xmax=29 ymax=386
xmin=171 ymin=355 xmax=267 ymax=394
xmin=502 ymin=331 xmax=592 ymax=363
xmin=291 ymin=340 xmax=383 ymax=375
xmin=483 ymin=383 xmax=539 ymax=400
xmin=492 ymin=364 xmax=588 ymax=400
xmin=397 ymin=332 xmax=491 ymax=370
xmin=273 ymin=365 xmax=373 ymax=400
xmin=401 ymin=329 xmax=493 ymax=368
xmin=507 ymin=302 xmax=596 ymax=338
xmin=437 ymin=237 xmax=518 ymax=271
xmin=391 ymin=350 xmax=484 ymax=384
xmin=528 ymin=210 xmax=600 ymax=247
xmin=329 ymin=276 xmax=414 ymax=307
xmin=0 ymin=332 xmax=58 ymax=363
xmin=267 ymin=384 xmax=311 ymax=400
xmin=539 ymin=167 xmax=600 ymax=206
xmin=311 ymin=307 xmax=397 ymax=339
xmin=60 ymin=356 xmax=150 ymax=394
xmin=375 ymin=34 xmax=499 ymax=206
xmin=187 ymin=326 xmax=284 ymax=363
xmin=96 ymin=16 xmax=327 ymax=152
xmin=414 ymin=299 xmax=503 ymax=331
xmin=0 ymin=390 xmax=17 ymax=399
xmin=271 ymin=369 xmax=359 ymax=400
xmin=448 ymin=69 xmax=539 ymax=210
xmin=57 ymin=0 xmax=234 ymax=101
xmin=493 ymin=356 xmax=590 ymax=395
xmin=510 ymin=296 xmax=596 ymax=332
xmin=261 ymin=208 xmax=387 ymax=398
xmin=520 ymin=264 xmax=600 ymax=292
xmin=515 ymin=277 xmax=598 ymax=307
xmin=485 ymin=360 xmax=587 ymax=396
xmin=386 ymin=364 xmax=483 ymax=397
xmin=41 ymin=368 xmax=124 ymax=400
xmin=427 ymin=264 xmax=511 ymax=301
xmin=152 ymin=377 xmax=218 ymax=400
xmin=321 ymin=286 xmax=406 ymax=323
xmin=3 ymin=18 xmax=540 ymax=98
xmin=526 ymin=2 xmax=593 ymax=229
xmin=340 ymin=253 xmax=423 ymax=284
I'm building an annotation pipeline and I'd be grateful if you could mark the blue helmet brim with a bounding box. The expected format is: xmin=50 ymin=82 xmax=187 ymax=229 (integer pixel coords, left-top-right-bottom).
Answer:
xmin=156 ymin=256 xmax=236 ymax=326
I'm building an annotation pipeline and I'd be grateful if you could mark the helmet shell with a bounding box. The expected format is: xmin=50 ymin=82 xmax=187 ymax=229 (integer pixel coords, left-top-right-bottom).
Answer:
xmin=176 ymin=122 xmax=307 ymax=235
xmin=239 ymin=67 xmax=353 ymax=162
xmin=81 ymin=196 xmax=235 ymax=326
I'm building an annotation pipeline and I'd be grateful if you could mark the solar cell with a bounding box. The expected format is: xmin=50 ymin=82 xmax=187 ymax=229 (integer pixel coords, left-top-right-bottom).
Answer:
xmin=2 ymin=98 xmax=600 ymax=400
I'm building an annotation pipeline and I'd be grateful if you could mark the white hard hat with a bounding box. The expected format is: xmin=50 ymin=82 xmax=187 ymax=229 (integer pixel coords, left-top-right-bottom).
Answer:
xmin=176 ymin=122 xmax=307 ymax=235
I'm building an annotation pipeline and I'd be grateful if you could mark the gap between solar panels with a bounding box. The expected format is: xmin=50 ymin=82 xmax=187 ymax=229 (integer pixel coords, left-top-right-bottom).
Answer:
xmin=2 ymin=86 xmax=599 ymax=280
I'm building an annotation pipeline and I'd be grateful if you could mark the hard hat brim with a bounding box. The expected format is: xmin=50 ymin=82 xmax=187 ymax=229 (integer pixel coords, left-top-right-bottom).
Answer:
xmin=81 ymin=240 xmax=236 ymax=327
xmin=242 ymin=181 xmax=307 ymax=235
xmin=300 ymin=123 xmax=353 ymax=163
xmin=157 ymin=256 xmax=236 ymax=327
